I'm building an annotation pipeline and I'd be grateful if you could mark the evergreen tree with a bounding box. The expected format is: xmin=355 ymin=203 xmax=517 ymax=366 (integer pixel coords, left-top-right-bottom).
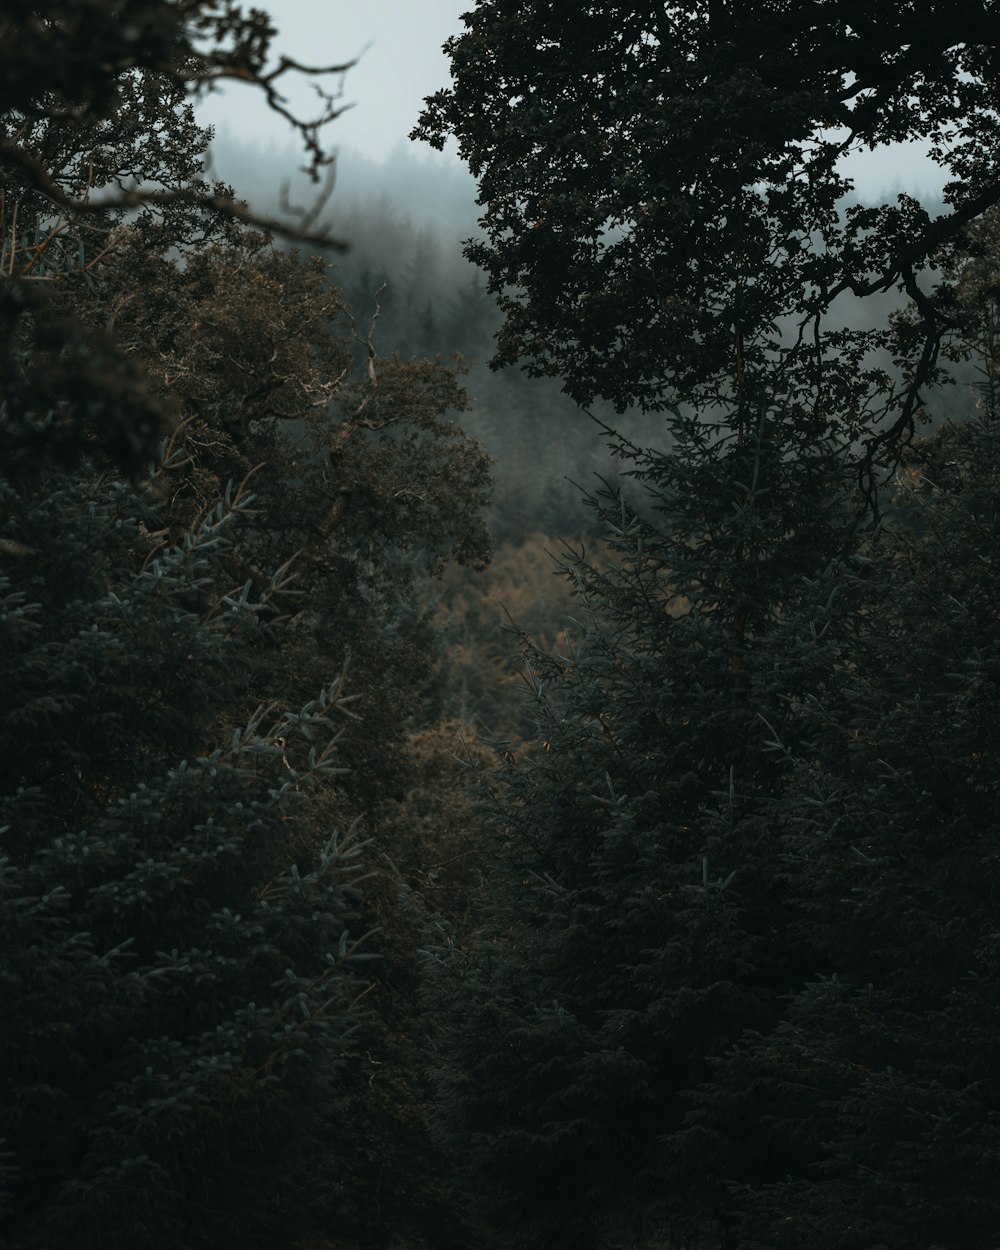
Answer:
xmin=0 ymin=464 xmax=370 ymax=1249
xmin=427 ymin=397 xmax=862 ymax=1248
xmin=1 ymin=9 xmax=494 ymax=1248
xmin=683 ymin=223 xmax=1000 ymax=1250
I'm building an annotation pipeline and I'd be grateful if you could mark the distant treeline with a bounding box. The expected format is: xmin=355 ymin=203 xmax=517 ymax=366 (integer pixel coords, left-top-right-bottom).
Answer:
xmin=208 ymin=136 xmax=973 ymax=548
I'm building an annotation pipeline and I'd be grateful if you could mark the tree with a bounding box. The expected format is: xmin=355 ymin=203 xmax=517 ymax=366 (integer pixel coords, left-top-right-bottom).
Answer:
xmin=426 ymin=404 xmax=864 ymax=1248
xmin=681 ymin=213 xmax=1000 ymax=1250
xmin=0 ymin=465 xmax=372 ymax=1250
xmin=1 ymin=0 xmax=352 ymax=478
xmin=415 ymin=0 xmax=1000 ymax=483
xmin=0 ymin=3 xmax=349 ymax=220
xmin=1 ymin=8 xmax=494 ymax=1248
xmin=414 ymin=4 xmax=1000 ymax=1247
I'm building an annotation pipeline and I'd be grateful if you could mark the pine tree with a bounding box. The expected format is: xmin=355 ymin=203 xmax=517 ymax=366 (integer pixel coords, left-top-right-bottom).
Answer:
xmin=427 ymin=395 xmax=863 ymax=1248
xmin=0 ymin=463 xmax=370 ymax=1249
xmin=684 ymin=234 xmax=1000 ymax=1250
xmin=416 ymin=8 xmax=1000 ymax=1245
xmin=1 ymin=11 xmax=495 ymax=1248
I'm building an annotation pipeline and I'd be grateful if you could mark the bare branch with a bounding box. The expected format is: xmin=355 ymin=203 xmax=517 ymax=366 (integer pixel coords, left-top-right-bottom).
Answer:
xmin=0 ymin=138 xmax=349 ymax=249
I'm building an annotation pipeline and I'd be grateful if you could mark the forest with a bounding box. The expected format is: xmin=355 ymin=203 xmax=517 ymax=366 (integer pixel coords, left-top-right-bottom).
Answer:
xmin=2 ymin=4 xmax=1000 ymax=1249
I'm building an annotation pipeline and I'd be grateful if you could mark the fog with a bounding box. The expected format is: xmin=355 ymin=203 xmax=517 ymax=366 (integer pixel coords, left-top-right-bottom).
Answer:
xmin=203 ymin=127 xmax=975 ymax=545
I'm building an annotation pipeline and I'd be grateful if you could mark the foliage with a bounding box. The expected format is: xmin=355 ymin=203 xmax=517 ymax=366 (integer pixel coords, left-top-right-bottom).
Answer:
xmin=0 ymin=2 xmax=348 ymax=213
xmin=0 ymin=0 xmax=351 ymax=478
xmin=425 ymin=402 xmax=861 ymax=1247
xmin=416 ymin=6 xmax=1000 ymax=1249
xmin=314 ymin=174 xmax=667 ymax=546
xmin=678 ymin=398 xmax=1000 ymax=1250
xmin=0 ymin=7 xmax=495 ymax=1249
xmin=677 ymin=220 xmax=1000 ymax=1250
xmin=415 ymin=0 xmax=1000 ymax=481
xmin=428 ymin=532 xmax=586 ymax=735
xmin=375 ymin=721 xmax=494 ymax=930
xmin=0 ymin=467 xmax=370 ymax=1249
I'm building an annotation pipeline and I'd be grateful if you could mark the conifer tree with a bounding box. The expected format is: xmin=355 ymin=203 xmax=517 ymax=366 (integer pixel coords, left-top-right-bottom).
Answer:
xmin=1 ymin=9 xmax=494 ymax=1248
xmin=427 ymin=396 xmax=862 ymax=1248
xmin=683 ymin=221 xmax=1000 ymax=1250
xmin=0 ymin=462 xmax=371 ymax=1249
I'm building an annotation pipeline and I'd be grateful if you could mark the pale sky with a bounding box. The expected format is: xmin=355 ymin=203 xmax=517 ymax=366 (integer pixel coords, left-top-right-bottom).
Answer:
xmin=196 ymin=0 xmax=468 ymax=163
xmin=196 ymin=1 xmax=947 ymax=203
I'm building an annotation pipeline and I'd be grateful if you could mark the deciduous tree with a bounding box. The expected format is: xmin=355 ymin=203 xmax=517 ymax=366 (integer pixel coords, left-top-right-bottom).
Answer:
xmin=415 ymin=0 xmax=1000 ymax=483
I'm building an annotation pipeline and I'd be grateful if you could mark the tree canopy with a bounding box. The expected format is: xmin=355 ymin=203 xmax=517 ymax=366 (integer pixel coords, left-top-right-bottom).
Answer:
xmin=7 ymin=3 xmax=1000 ymax=1247
xmin=0 ymin=2 xmax=350 ymax=225
xmin=415 ymin=1 xmax=1000 ymax=478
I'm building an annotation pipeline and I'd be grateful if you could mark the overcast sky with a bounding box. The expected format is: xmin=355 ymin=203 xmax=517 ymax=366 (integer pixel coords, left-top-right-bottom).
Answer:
xmin=196 ymin=0 xmax=466 ymax=163
xmin=196 ymin=0 xmax=946 ymax=203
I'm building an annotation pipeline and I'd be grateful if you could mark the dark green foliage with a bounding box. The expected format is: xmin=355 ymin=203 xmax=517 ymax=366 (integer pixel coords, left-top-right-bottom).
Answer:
xmin=0 ymin=2 xmax=345 ymax=194
xmin=0 ymin=276 xmax=171 ymax=480
xmin=682 ymin=404 xmax=1000 ymax=1250
xmin=0 ymin=10 xmax=497 ymax=1250
xmin=417 ymin=6 xmax=1000 ymax=1249
xmin=426 ymin=398 xmax=861 ymax=1247
xmin=0 ymin=467 xmax=368 ymax=1249
xmin=415 ymin=0 xmax=1000 ymax=470
xmin=0 ymin=6 xmax=335 ymax=480
xmin=426 ymin=353 xmax=1000 ymax=1250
